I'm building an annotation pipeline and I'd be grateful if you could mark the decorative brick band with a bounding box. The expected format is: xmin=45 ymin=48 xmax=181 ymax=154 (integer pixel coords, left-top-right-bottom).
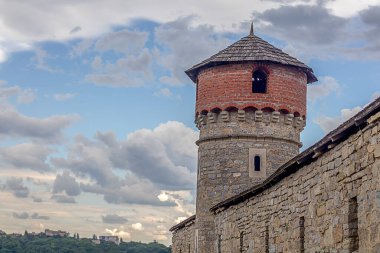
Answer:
xmin=195 ymin=110 xmax=306 ymax=130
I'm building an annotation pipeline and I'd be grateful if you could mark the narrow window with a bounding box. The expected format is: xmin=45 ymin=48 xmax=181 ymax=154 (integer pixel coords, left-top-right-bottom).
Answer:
xmin=188 ymin=244 xmax=191 ymax=253
xmin=218 ymin=235 xmax=221 ymax=253
xmin=252 ymin=70 xmax=267 ymax=93
xmin=265 ymin=226 xmax=269 ymax=253
xmin=195 ymin=229 xmax=199 ymax=253
xmin=348 ymin=197 xmax=359 ymax=251
xmin=299 ymin=217 xmax=305 ymax=253
xmin=254 ymin=156 xmax=261 ymax=171
xmin=240 ymin=232 xmax=244 ymax=253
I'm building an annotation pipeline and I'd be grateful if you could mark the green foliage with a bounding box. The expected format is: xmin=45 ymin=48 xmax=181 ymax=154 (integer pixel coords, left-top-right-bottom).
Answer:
xmin=0 ymin=235 xmax=171 ymax=253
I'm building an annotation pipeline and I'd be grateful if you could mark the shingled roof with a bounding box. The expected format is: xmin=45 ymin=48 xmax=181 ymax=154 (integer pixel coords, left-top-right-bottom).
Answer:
xmin=185 ymin=30 xmax=317 ymax=84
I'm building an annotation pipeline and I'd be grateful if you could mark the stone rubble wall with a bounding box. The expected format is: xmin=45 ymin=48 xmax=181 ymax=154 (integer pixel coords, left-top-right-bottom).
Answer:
xmin=172 ymin=221 xmax=195 ymax=253
xmin=214 ymin=120 xmax=380 ymax=253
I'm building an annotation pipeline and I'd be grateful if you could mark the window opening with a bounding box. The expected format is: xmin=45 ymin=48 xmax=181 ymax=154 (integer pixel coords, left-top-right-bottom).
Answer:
xmin=252 ymin=70 xmax=267 ymax=93
xmin=348 ymin=197 xmax=359 ymax=252
xmin=254 ymin=156 xmax=261 ymax=171
xmin=218 ymin=235 xmax=221 ymax=253
xmin=300 ymin=217 xmax=305 ymax=253
xmin=265 ymin=225 xmax=269 ymax=253
xmin=240 ymin=232 xmax=244 ymax=253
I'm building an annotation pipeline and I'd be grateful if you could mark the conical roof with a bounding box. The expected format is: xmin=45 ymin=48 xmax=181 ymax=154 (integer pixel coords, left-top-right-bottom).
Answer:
xmin=185 ymin=33 xmax=317 ymax=83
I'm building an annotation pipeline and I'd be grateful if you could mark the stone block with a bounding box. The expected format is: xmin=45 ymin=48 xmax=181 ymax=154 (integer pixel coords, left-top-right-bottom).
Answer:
xmin=220 ymin=111 xmax=229 ymax=122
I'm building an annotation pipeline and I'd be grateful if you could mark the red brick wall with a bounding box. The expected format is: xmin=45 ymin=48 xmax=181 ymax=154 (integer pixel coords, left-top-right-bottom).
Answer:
xmin=195 ymin=63 xmax=307 ymax=117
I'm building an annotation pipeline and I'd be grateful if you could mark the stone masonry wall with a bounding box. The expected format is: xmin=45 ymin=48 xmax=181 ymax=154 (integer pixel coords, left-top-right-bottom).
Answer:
xmin=172 ymin=222 xmax=195 ymax=253
xmin=195 ymin=63 xmax=307 ymax=117
xmin=214 ymin=118 xmax=380 ymax=252
xmin=195 ymin=110 xmax=304 ymax=253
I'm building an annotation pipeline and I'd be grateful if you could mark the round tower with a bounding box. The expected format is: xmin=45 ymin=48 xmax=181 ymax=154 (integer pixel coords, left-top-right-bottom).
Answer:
xmin=186 ymin=26 xmax=317 ymax=252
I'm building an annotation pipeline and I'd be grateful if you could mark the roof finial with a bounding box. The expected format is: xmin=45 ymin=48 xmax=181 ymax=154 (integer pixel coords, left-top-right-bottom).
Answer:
xmin=249 ymin=21 xmax=254 ymax=36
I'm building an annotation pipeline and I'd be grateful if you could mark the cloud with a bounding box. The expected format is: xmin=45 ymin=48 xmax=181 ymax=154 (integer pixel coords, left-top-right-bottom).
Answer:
xmin=0 ymin=83 xmax=36 ymax=104
xmin=131 ymin=223 xmax=144 ymax=231
xmin=51 ymin=194 xmax=76 ymax=204
xmin=30 ymin=213 xmax=49 ymax=220
xmin=85 ymin=49 xmax=153 ymax=88
xmin=154 ymin=16 xmax=231 ymax=86
xmin=314 ymin=106 xmax=363 ymax=133
xmin=12 ymin=212 xmax=49 ymax=220
xmin=13 ymin=212 xmax=29 ymax=219
xmin=0 ymin=143 xmax=52 ymax=172
xmin=33 ymin=48 xmax=59 ymax=72
xmin=102 ymin=214 xmax=128 ymax=224
xmin=0 ymin=107 xmax=78 ymax=143
xmin=94 ymin=29 xmax=148 ymax=54
xmin=105 ymin=228 xmax=131 ymax=240
xmin=53 ymin=171 xmax=81 ymax=196
xmin=51 ymin=121 xmax=197 ymax=206
xmin=70 ymin=26 xmax=82 ymax=34
xmin=314 ymin=91 xmax=379 ymax=133
xmin=307 ymin=76 xmax=341 ymax=102
xmin=53 ymin=93 xmax=76 ymax=101
xmin=3 ymin=178 xmax=29 ymax=198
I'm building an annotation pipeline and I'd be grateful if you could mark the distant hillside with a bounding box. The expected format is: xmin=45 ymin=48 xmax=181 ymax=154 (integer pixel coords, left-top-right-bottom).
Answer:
xmin=0 ymin=234 xmax=171 ymax=253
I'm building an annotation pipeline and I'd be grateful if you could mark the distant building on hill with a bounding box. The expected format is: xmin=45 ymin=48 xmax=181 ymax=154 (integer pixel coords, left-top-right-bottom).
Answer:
xmin=99 ymin=235 xmax=119 ymax=244
xmin=45 ymin=229 xmax=69 ymax=238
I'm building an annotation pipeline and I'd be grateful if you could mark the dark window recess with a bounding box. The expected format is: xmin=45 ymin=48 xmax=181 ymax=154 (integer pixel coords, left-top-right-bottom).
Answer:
xmin=252 ymin=71 xmax=267 ymax=93
xmin=349 ymin=197 xmax=359 ymax=252
xmin=300 ymin=217 xmax=305 ymax=253
xmin=240 ymin=232 xmax=244 ymax=253
xmin=188 ymin=244 xmax=191 ymax=253
xmin=254 ymin=156 xmax=261 ymax=171
xmin=265 ymin=226 xmax=269 ymax=253
xmin=218 ymin=235 xmax=221 ymax=253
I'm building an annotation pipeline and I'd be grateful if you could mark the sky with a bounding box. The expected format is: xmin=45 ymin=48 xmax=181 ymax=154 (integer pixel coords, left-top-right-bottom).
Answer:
xmin=0 ymin=0 xmax=380 ymax=246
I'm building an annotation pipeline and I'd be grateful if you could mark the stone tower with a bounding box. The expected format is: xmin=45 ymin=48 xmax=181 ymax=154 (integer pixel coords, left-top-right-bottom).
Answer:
xmin=185 ymin=27 xmax=317 ymax=252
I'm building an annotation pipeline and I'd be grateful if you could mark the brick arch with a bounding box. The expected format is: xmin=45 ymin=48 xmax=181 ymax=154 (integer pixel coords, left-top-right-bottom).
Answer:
xmin=211 ymin=107 xmax=222 ymax=113
xmin=279 ymin=108 xmax=290 ymax=114
xmin=225 ymin=106 xmax=239 ymax=112
xmin=200 ymin=109 xmax=208 ymax=115
xmin=262 ymin=107 xmax=275 ymax=113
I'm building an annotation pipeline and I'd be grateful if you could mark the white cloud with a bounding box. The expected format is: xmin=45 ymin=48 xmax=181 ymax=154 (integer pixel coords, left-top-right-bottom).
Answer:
xmin=0 ymin=83 xmax=36 ymax=104
xmin=307 ymin=76 xmax=341 ymax=102
xmin=131 ymin=223 xmax=144 ymax=231
xmin=105 ymin=228 xmax=131 ymax=240
xmin=53 ymin=93 xmax=76 ymax=101
xmin=314 ymin=106 xmax=362 ymax=133
xmin=314 ymin=91 xmax=380 ymax=133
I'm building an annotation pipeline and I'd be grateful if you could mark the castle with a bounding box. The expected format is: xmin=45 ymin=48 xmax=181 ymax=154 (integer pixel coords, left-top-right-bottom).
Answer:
xmin=170 ymin=25 xmax=380 ymax=252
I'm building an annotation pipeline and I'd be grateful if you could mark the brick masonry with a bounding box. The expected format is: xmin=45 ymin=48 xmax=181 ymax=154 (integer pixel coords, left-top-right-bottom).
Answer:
xmin=195 ymin=63 xmax=307 ymax=117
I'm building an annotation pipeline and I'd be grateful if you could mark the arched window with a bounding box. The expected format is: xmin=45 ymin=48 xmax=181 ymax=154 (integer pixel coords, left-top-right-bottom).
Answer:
xmin=252 ymin=70 xmax=267 ymax=93
xmin=254 ymin=155 xmax=261 ymax=171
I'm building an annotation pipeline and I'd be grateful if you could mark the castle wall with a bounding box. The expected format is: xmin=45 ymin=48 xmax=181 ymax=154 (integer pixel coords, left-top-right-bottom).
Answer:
xmin=195 ymin=110 xmax=304 ymax=252
xmin=172 ymin=221 xmax=195 ymax=253
xmin=195 ymin=63 xmax=307 ymax=117
xmin=214 ymin=118 xmax=380 ymax=252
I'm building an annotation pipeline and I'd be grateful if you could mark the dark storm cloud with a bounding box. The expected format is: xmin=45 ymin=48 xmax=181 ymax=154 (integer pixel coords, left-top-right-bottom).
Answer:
xmin=101 ymin=214 xmax=128 ymax=224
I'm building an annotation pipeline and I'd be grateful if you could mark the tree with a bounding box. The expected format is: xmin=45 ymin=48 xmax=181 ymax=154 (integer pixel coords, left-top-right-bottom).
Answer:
xmin=92 ymin=234 xmax=97 ymax=240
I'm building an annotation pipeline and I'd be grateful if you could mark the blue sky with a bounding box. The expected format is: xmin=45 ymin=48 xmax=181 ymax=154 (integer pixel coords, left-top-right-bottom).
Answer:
xmin=0 ymin=0 xmax=380 ymax=245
